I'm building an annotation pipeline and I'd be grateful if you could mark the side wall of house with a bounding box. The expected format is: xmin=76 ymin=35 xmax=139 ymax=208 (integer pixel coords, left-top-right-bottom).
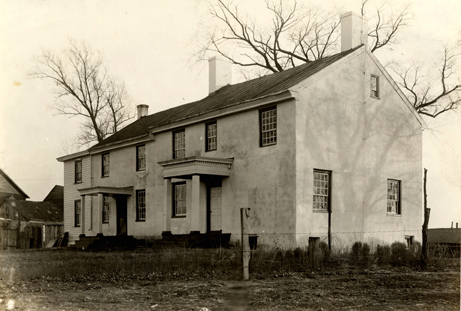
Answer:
xmin=294 ymin=50 xmax=422 ymax=249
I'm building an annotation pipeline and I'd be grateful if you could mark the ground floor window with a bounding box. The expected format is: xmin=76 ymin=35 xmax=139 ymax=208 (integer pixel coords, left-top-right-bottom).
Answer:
xmin=173 ymin=183 xmax=187 ymax=217
xmin=136 ymin=190 xmax=146 ymax=221
xmin=387 ymin=179 xmax=401 ymax=214
xmin=74 ymin=200 xmax=81 ymax=227
xmin=313 ymin=170 xmax=331 ymax=211
xmin=102 ymin=196 xmax=110 ymax=223
xmin=405 ymin=235 xmax=414 ymax=247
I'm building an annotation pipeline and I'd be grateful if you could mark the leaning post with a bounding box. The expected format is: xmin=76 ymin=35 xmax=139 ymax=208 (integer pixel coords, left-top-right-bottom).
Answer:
xmin=240 ymin=207 xmax=251 ymax=280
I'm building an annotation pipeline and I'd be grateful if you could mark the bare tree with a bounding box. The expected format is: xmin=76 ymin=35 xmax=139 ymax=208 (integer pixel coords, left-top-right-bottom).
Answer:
xmin=31 ymin=39 xmax=134 ymax=146
xmin=391 ymin=45 xmax=461 ymax=118
xmin=197 ymin=0 xmax=459 ymax=117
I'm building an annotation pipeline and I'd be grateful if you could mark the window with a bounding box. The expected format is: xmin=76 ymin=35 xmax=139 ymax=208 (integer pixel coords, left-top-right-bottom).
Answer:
xmin=206 ymin=121 xmax=217 ymax=151
xmin=74 ymin=200 xmax=81 ymax=227
xmin=75 ymin=160 xmax=82 ymax=183
xmin=405 ymin=235 xmax=414 ymax=247
xmin=136 ymin=190 xmax=146 ymax=221
xmin=102 ymin=153 xmax=110 ymax=177
xmin=370 ymin=75 xmax=379 ymax=98
xmin=313 ymin=170 xmax=331 ymax=211
xmin=173 ymin=183 xmax=187 ymax=217
xmin=173 ymin=130 xmax=185 ymax=159
xmin=136 ymin=145 xmax=146 ymax=171
xmin=102 ymin=196 xmax=110 ymax=223
xmin=260 ymin=107 xmax=277 ymax=146
xmin=387 ymin=179 xmax=401 ymax=214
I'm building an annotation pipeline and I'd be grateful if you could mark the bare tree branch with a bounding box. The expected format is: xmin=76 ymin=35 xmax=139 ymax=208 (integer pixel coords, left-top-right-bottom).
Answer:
xmin=30 ymin=39 xmax=134 ymax=146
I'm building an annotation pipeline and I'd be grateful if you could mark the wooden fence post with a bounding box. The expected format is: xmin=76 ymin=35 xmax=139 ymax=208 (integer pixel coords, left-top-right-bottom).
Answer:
xmin=240 ymin=208 xmax=250 ymax=280
xmin=421 ymin=168 xmax=430 ymax=270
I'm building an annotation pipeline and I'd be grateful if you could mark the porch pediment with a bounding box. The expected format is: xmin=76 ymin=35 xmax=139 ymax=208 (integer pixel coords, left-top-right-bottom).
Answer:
xmin=157 ymin=156 xmax=233 ymax=178
xmin=78 ymin=186 xmax=133 ymax=196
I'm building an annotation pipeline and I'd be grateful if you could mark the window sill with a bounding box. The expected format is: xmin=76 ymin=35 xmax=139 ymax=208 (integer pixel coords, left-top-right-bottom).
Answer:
xmin=74 ymin=181 xmax=82 ymax=184
xmin=74 ymin=225 xmax=81 ymax=228
xmin=172 ymin=215 xmax=186 ymax=219
xmin=370 ymin=96 xmax=380 ymax=100
xmin=136 ymin=169 xmax=146 ymax=172
xmin=101 ymin=175 xmax=110 ymax=178
xmin=313 ymin=209 xmax=329 ymax=213
xmin=260 ymin=143 xmax=277 ymax=148
xmin=136 ymin=219 xmax=146 ymax=222
xmin=387 ymin=213 xmax=401 ymax=217
xmin=205 ymin=149 xmax=217 ymax=153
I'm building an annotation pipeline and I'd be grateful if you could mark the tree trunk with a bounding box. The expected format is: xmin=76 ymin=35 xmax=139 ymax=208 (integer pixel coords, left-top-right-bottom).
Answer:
xmin=420 ymin=168 xmax=430 ymax=270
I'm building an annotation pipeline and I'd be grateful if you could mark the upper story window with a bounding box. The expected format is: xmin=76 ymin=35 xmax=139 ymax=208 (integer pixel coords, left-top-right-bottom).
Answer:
xmin=387 ymin=179 xmax=401 ymax=215
xmin=370 ymin=75 xmax=379 ymax=98
xmin=75 ymin=160 xmax=82 ymax=183
xmin=136 ymin=145 xmax=146 ymax=171
xmin=173 ymin=130 xmax=185 ymax=159
xmin=74 ymin=200 xmax=81 ymax=227
xmin=173 ymin=183 xmax=187 ymax=217
xmin=260 ymin=107 xmax=277 ymax=147
xmin=136 ymin=190 xmax=146 ymax=221
xmin=313 ymin=170 xmax=331 ymax=211
xmin=206 ymin=121 xmax=217 ymax=151
xmin=102 ymin=195 xmax=110 ymax=223
xmin=102 ymin=153 xmax=110 ymax=177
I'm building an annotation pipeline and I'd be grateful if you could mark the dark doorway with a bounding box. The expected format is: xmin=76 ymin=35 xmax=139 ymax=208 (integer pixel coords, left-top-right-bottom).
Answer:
xmin=116 ymin=196 xmax=127 ymax=236
xmin=205 ymin=176 xmax=222 ymax=233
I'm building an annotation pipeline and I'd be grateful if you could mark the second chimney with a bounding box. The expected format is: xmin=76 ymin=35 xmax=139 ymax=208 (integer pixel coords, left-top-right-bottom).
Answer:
xmin=208 ymin=56 xmax=232 ymax=94
xmin=137 ymin=104 xmax=149 ymax=120
xmin=340 ymin=11 xmax=367 ymax=52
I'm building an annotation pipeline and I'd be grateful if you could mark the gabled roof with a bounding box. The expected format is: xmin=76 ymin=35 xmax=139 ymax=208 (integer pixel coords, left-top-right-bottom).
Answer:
xmin=0 ymin=168 xmax=29 ymax=200
xmin=3 ymin=199 xmax=63 ymax=223
xmin=91 ymin=47 xmax=362 ymax=150
xmin=43 ymin=185 xmax=64 ymax=208
xmin=428 ymin=228 xmax=461 ymax=245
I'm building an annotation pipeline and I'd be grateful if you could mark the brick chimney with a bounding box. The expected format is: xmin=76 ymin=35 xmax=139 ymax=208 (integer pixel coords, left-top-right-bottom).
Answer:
xmin=208 ymin=56 xmax=232 ymax=94
xmin=137 ymin=104 xmax=149 ymax=120
xmin=340 ymin=12 xmax=367 ymax=52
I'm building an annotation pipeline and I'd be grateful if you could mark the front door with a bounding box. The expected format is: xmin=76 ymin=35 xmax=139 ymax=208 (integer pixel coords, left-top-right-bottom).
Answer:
xmin=116 ymin=196 xmax=127 ymax=236
xmin=209 ymin=187 xmax=222 ymax=231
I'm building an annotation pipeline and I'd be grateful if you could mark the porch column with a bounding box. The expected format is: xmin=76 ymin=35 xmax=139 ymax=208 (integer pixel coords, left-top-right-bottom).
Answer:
xmin=164 ymin=179 xmax=172 ymax=231
xmin=98 ymin=193 xmax=104 ymax=234
xmin=80 ymin=195 xmax=86 ymax=236
xmin=190 ymin=174 xmax=200 ymax=232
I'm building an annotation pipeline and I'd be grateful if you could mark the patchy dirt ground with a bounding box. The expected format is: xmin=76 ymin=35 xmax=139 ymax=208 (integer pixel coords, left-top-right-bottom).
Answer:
xmin=0 ymin=270 xmax=459 ymax=311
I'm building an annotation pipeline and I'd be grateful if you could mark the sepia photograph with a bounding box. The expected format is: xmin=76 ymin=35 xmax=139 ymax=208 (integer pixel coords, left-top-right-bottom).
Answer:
xmin=0 ymin=0 xmax=460 ymax=310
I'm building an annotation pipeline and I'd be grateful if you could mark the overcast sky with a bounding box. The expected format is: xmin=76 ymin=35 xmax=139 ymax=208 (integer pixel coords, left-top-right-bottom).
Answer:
xmin=0 ymin=0 xmax=460 ymax=228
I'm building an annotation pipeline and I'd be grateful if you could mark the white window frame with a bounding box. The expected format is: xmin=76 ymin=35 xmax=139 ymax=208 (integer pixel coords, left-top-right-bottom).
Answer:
xmin=313 ymin=170 xmax=331 ymax=211
xmin=136 ymin=190 xmax=146 ymax=221
xmin=260 ymin=107 xmax=277 ymax=147
xmin=102 ymin=196 xmax=110 ymax=223
xmin=136 ymin=145 xmax=146 ymax=171
xmin=173 ymin=130 xmax=185 ymax=159
xmin=370 ymin=75 xmax=379 ymax=98
xmin=173 ymin=183 xmax=187 ymax=217
xmin=387 ymin=179 xmax=401 ymax=215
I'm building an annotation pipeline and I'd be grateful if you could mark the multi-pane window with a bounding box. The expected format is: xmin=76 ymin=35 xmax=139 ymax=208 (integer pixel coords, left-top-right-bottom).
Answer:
xmin=136 ymin=190 xmax=146 ymax=221
xmin=173 ymin=183 xmax=187 ymax=216
xmin=74 ymin=200 xmax=81 ymax=227
xmin=173 ymin=130 xmax=185 ymax=159
xmin=136 ymin=145 xmax=146 ymax=171
xmin=206 ymin=121 xmax=217 ymax=151
xmin=102 ymin=153 xmax=110 ymax=177
xmin=75 ymin=160 xmax=82 ymax=183
xmin=313 ymin=170 xmax=331 ymax=210
xmin=370 ymin=75 xmax=379 ymax=98
xmin=260 ymin=107 xmax=277 ymax=146
xmin=102 ymin=196 xmax=110 ymax=223
xmin=387 ymin=179 xmax=401 ymax=214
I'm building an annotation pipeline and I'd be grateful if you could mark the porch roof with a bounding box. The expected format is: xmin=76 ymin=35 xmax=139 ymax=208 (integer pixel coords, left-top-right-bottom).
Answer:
xmin=78 ymin=186 xmax=134 ymax=196
xmin=157 ymin=156 xmax=233 ymax=179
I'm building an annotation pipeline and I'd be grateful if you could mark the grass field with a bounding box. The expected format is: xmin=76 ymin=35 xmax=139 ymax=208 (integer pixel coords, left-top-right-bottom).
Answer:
xmin=0 ymin=248 xmax=459 ymax=310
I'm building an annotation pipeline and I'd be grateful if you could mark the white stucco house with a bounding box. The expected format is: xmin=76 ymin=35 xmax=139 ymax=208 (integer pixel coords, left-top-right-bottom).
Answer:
xmin=57 ymin=12 xmax=423 ymax=250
